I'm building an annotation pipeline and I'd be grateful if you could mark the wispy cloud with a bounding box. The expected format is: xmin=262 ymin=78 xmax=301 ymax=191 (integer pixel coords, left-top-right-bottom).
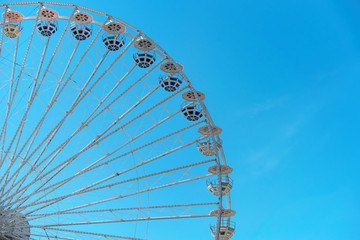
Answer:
xmin=249 ymin=96 xmax=288 ymax=117
xmin=244 ymin=117 xmax=305 ymax=176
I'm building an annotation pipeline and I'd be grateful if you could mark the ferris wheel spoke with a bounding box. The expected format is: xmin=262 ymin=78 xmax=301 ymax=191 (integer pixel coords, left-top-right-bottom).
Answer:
xmin=22 ymin=40 xmax=112 ymax=168
xmin=12 ymin=115 xmax=205 ymax=211
xmin=2 ymin=62 xmax=153 ymax=207
xmin=22 ymin=158 xmax=215 ymax=214
xmin=10 ymin=62 xmax=138 ymax=197
xmin=3 ymin=23 xmax=110 ymax=201
xmin=8 ymin=133 xmax=206 ymax=213
xmin=71 ymin=57 xmax=166 ymax=142
xmin=0 ymin=6 xmax=77 ymax=185
xmin=0 ymin=6 xmax=77 ymax=167
xmin=18 ymin=34 xmax=138 ymax=178
xmin=13 ymin=97 xmax=189 ymax=204
xmin=34 ymin=214 xmax=212 ymax=228
xmin=17 ymin=123 xmax=205 ymax=212
xmin=1 ymin=41 xmax=82 ymax=201
xmin=5 ymin=36 xmax=132 ymax=202
xmin=70 ymin=33 xmax=139 ymax=108
xmin=0 ymin=6 xmax=8 ymax=56
xmin=8 ymin=68 xmax=157 ymax=203
xmin=30 ymin=232 xmax=81 ymax=240
xmin=16 ymin=39 xmax=81 ymax=161
xmin=27 ymin=79 xmax=166 ymax=182
xmin=28 ymin=202 xmax=218 ymax=220
xmin=82 ymin=58 xmax=165 ymax=128
xmin=0 ymin=38 xmax=19 ymax=194
xmin=16 ymin=133 xmax=202 ymax=213
xmin=0 ymin=36 xmax=52 ymax=195
xmin=0 ymin=6 xmax=41 ymax=172
xmin=0 ymin=36 xmax=19 ymax=161
xmin=0 ymin=156 xmax=59 ymax=208
xmin=24 ymin=171 xmax=213 ymax=217
xmin=30 ymin=227 xmax=145 ymax=240
xmin=53 ymin=103 xmax=199 ymax=179
xmin=1 ymin=11 xmax=80 ymax=200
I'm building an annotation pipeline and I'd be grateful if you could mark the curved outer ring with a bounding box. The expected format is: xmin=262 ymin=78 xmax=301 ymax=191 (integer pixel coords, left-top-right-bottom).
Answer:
xmin=0 ymin=2 xmax=232 ymax=238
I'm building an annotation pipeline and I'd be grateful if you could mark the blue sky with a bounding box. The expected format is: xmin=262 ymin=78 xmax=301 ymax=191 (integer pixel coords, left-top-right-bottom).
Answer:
xmin=118 ymin=0 xmax=360 ymax=239
xmin=102 ymin=0 xmax=360 ymax=239
xmin=4 ymin=0 xmax=360 ymax=239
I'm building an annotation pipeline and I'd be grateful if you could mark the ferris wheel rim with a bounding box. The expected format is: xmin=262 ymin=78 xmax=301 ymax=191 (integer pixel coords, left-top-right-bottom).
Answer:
xmin=0 ymin=1 xmax=225 ymax=153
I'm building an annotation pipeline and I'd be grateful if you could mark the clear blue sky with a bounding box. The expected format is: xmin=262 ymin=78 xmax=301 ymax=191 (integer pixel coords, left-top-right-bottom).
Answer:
xmin=109 ymin=1 xmax=360 ymax=239
xmin=6 ymin=0 xmax=360 ymax=239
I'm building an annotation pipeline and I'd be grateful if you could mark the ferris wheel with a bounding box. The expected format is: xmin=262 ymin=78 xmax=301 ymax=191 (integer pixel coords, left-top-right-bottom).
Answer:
xmin=0 ymin=2 xmax=235 ymax=240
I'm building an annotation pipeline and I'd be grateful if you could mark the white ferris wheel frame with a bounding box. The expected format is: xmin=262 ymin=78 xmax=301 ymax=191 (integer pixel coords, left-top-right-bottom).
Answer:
xmin=0 ymin=1 xmax=233 ymax=240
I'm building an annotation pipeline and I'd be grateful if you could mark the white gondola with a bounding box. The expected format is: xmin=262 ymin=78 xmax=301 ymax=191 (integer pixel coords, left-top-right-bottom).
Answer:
xmin=159 ymin=75 xmax=182 ymax=92
xmin=181 ymin=102 xmax=203 ymax=121
xmin=197 ymin=141 xmax=217 ymax=156
xmin=210 ymin=219 xmax=236 ymax=240
xmin=207 ymin=176 xmax=233 ymax=196
xmin=103 ymin=21 xmax=126 ymax=51
xmin=70 ymin=11 xmax=93 ymax=41
xmin=70 ymin=24 xmax=92 ymax=40
xmin=37 ymin=21 xmax=58 ymax=36
xmin=3 ymin=23 xmax=22 ymax=38
xmin=133 ymin=52 xmax=156 ymax=68
xmin=36 ymin=7 xmax=59 ymax=37
xmin=2 ymin=10 xmax=23 ymax=38
xmin=102 ymin=35 xmax=125 ymax=51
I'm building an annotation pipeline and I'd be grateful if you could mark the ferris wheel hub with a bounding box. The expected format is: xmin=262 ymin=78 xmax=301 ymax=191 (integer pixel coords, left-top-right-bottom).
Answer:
xmin=0 ymin=210 xmax=30 ymax=240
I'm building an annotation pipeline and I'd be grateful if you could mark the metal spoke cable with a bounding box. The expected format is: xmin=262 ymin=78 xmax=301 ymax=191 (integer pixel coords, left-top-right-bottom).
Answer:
xmin=14 ymin=119 xmax=205 ymax=211
xmin=26 ymin=172 xmax=214 ymax=216
xmin=10 ymin=99 xmax=191 ymax=206
xmin=1 ymin=22 xmax=111 ymax=202
xmin=30 ymin=227 xmax=145 ymax=240
xmin=24 ymin=159 xmax=215 ymax=216
xmin=1 ymin=9 xmax=80 ymax=198
xmin=28 ymin=202 xmax=218 ymax=218
xmin=0 ymin=7 xmax=77 ymax=192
